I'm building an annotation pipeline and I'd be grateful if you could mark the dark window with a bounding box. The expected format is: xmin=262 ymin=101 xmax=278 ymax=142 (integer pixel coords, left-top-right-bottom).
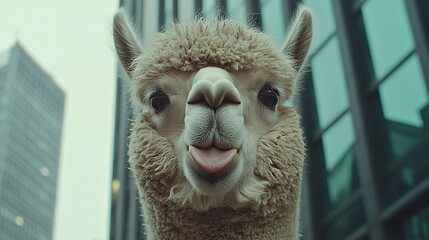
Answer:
xmin=403 ymin=205 xmax=429 ymax=240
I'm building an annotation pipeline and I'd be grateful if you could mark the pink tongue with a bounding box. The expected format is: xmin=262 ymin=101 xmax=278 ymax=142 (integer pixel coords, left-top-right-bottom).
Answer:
xmin=189 ymin=146 xmax=237 ymax=173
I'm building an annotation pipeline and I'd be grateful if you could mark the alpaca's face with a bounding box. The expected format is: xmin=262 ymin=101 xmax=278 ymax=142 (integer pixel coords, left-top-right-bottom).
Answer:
xmin=113 ymin=8 xmax=312 ymax=209
xmin=141 ymin=67 xmax=286 ymax=197
xmin=179 ymin=67 xmax=245 ymax=196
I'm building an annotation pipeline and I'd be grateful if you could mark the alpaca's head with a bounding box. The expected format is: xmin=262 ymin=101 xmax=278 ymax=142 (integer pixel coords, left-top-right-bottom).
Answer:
xmin=114 ymin=8 xmax=312 ymax=211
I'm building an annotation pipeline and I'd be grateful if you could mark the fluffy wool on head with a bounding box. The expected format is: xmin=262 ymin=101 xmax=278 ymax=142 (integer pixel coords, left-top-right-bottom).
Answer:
xmin=117 ymin=17 xmax=301 ymax=112
xmin=114 ymin=6 xmax=312 ymax=240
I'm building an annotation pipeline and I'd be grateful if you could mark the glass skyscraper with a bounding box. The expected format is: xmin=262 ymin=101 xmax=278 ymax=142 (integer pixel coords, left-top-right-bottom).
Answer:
xmin=0 ymin=44 xmax=65 ymax=240
xmin=301 ymin=0 xmax=429 ymax=239
xmin=111 ymin=1 xmax=429 ymax=239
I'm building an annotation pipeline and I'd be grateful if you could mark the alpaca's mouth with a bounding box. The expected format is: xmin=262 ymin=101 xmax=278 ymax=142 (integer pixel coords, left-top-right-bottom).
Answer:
xmin=189 ymin=146 xmax=237 ymax=173
xmin=188 ymin=145 xmax=238 ymax=182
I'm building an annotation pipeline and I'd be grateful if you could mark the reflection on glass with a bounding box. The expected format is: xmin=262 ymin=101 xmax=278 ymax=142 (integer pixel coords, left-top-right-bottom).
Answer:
xmin=379 ymin=54 xmax=429 ymax=207
xmin=327 ymin=146 xmax=358 ymax=207
xmin=379 ymin=54 xmax=428 ymax=157
xmin=323 ymin=113 xmax=355 ymax=171
xmin=325 ymin=199 xmax=365 ymax=239
xmin=322 ymin=112 xmax=358 ymax=208
xmin=382 ymin=138 xmax=429 ymax=206
xmin=362 ymin=0 xmax=415 ymax=79
xmin=227 ymin=0 xmax=247 ymax=24
xmin=403 ymin=204 xmax=429 ymax=240
xmin=312 ymin=37 xmax=349 ymax=127
xmin=303 ymin=0 xmax=336 ymax=53
xmin=261 ymin=0 xmax=285 ymax=47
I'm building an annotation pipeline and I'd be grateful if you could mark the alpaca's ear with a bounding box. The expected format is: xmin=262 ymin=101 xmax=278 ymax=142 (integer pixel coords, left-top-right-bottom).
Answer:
xmin=282 ymin=6 xmax=313 ymax=73
xmin=113 ymin=9 xmax=142 ymax=77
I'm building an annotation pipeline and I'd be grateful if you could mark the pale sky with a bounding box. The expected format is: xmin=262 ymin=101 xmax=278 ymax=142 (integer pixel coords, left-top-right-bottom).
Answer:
xmin=0 ymin=1 xmax=118 ymax=239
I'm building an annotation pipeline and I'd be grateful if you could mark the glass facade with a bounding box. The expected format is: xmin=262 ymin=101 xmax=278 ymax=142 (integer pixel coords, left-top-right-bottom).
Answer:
xmin=403 ymin=204 xmax=429 ymax=240
xmin=312 ymin=36 xmax=349 ymax=128
xmin=226 ymin=0 xmax=247 ymax=23
xmin=202 ymin=0 xmax=217 ymax=19
xmin=303 ymin=0 xmax=336 ymax=53
xmin=322 ymin=112 xmax=358 ymax=210
xmin=110 ymin=2 xmax=144 ymax=240
xmin=325 ymin=199 xmax=365 ymax=240
xmin=111 ymin=0 xmax=429 ymax=240
xmin=302 ymin=0 xmax=429 ymax=239
xmin=379 ymin=54 xmax=428 ymax=158
xmin=362 ymin=0 xmax=415 ymax=79
xmin=0 ymin=44 xmax=64 ymax=240
xmin=163 ymin=0 xmax=175 ymax=30
xmin=261 ymin=0 xmax=285 ymax=47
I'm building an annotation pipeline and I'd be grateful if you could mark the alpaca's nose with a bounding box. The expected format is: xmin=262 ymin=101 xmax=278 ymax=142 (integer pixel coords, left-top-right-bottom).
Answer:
xmin=188 ymin=67 xmax=241 ymax=109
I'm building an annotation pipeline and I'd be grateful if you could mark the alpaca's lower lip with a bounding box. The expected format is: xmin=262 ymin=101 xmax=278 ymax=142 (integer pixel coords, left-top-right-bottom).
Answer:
xmin=187 ymin=146 xmax=239 ymax=183
xmin=189 ymin=146 xmax=237 ymax=174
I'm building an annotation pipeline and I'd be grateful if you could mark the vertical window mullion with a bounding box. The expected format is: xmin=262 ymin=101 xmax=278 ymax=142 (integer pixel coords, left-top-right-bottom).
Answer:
xmin=173 ymin=0 xmax=178 ymax=20
xmin=332 ymin=0 xmax=390 ymax=239
xmin=158 ymin=0 xmax=165 ymax=31
xmin=299 ymin=70 xmax=329 ymax=240
xmin=404 ymin=0 xmax=429 ymax=93
xmin=194 ymin=0 xmax=202 ymax=16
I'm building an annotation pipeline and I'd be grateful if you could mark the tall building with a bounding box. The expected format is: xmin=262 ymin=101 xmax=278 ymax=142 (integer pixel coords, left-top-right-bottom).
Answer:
xmin=0 ymin=43 xmax=65 ymax=240
xmin=300 ymin=0 xmax=429 ymax=239
xmin=110 ymin=1 xmax=429 ymax=239
xmin=110 ymin=0 xmax=144 ymax=239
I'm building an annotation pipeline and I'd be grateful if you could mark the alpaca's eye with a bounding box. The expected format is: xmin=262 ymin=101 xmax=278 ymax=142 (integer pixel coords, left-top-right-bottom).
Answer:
xmin=151 ymin=90 xmax=170 ymax=113
xmin=258 ymin=84 xmax=279 ymax=110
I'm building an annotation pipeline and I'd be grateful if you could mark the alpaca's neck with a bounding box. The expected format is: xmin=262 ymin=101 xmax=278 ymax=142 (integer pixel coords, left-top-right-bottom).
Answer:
xmin=129 ymin=110 xmax=304 ymax=240
xmin=140 ymin=195 xmax=299 ymax=240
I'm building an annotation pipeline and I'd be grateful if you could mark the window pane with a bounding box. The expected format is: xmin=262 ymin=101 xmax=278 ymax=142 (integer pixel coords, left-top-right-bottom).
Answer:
xmin=403 ymin=204 xmax=429 ymax=240
xmin=325 ymin=199 xmax=366 ymax=240
xmin=326 ymin=145 xmax=358 ymax=207
xmin=312 ymin=37 xmax=349 ymax=127
xmin=379 ymin=54 xmax=429 ymax=206
xmin=164 ymin=0 xmax=174 ymax=30
xmin=303 ymin=0 xmax=336 ymax=53
xmin=382 ymin=138 xmax=429 ymax=206
xmin=227 ymin=0 xmax=247 ymax=24
xmin=322 ymin=112 xmax=359 ymax=208
xmin=178 ymin=0 xmax=195 ymax=22
xmin=380 ymin=54 xmax=428 ymax=157
xmin=261 ymin=0 xmax=285 ymax=47
xmin=322 ymin=112 xmax=355 ymax=171
xmin=203 ymin=0 xmax=217 ymax=20
xmin=362 ymin=0 xmax=415 ymax=79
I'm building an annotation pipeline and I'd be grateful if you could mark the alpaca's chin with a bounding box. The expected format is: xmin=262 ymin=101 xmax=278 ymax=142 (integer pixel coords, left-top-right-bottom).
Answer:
xmin=183 ymin=154 xmax=243 ymax=197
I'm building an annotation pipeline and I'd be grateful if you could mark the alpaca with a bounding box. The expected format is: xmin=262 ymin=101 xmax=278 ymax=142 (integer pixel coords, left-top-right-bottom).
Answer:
xmin=113 ymin=6 xmax=312 ymax=240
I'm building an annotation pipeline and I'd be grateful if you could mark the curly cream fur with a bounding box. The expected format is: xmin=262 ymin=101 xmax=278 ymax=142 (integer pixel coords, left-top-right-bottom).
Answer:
xmin=129 ymin=19 xmax=296 ymax=112
xmin=115 ymin=6 xmax=312 ymax=240
xmin=129 ymin=109 xmax=305 ymax=239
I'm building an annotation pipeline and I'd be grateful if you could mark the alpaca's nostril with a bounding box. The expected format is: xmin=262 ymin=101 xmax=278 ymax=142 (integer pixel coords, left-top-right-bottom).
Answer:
xmin=187 ymin=78 xmax=241 ymax=109
xmin=187 ymin=92 xmax=241 ymax=109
